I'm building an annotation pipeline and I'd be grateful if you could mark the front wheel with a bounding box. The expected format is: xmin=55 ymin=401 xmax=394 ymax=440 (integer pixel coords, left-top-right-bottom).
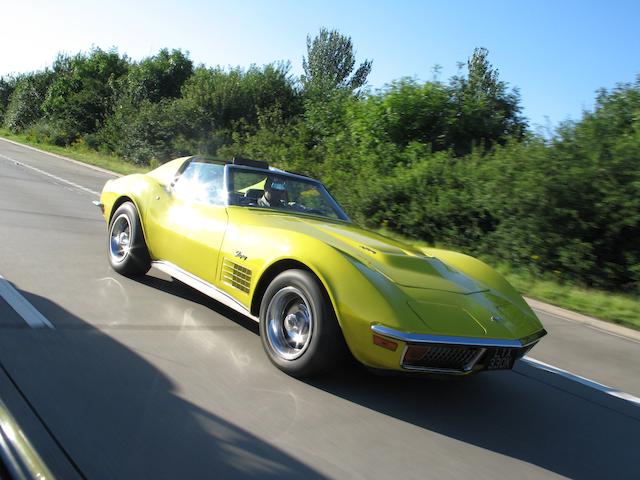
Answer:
xmin=259 ymin=269 xmax=347 ymax=377
xmin=108 ymin=202 xmax=151 ymax=277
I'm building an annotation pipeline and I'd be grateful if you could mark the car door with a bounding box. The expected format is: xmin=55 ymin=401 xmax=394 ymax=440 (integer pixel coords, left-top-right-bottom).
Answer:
xmin=146 ymin=159 xmax=228 ymax=284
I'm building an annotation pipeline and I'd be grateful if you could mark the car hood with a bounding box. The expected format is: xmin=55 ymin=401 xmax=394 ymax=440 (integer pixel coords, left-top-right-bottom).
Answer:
xmin=250 ymin=212 xmax=489 ymax=294
xmin=306 ymin=221 xmax=489 ymax=293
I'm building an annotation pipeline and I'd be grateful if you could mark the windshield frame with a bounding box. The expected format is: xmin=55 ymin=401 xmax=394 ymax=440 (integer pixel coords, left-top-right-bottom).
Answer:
xmin=225 ymin=164 xmax=351 ymax=222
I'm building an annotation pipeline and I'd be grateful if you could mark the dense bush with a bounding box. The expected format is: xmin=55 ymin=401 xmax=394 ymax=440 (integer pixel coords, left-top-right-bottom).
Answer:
xmin=2 ymin=71 xmax=54 ymax=132
xmin=100 ymin=98 xmax=191 ymax=165
xmin=41 ymin=49 xmax=129 ymax=144
xmin=0 ymin=76 xmax=17 ymax=125
xmin=1 ymin=33 xmax=638 ymax=292
xmin=124 ymin=49 xmax=193 ymax=105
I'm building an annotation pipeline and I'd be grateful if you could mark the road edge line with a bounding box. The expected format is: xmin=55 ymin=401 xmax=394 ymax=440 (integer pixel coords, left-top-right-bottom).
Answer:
xmin=0 ymin=153 xmax=101 ymax=197
xmin=0 ymin=136 xmax=121 ymax=177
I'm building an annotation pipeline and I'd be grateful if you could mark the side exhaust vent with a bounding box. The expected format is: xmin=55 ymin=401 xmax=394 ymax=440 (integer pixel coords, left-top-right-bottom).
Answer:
xmin=222 ymin=259 xmax=252 ymax=293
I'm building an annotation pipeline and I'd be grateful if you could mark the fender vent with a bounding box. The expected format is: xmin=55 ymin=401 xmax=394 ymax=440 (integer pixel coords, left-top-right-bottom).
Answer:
xmin=222 ymin=259 xmax=252 ymax=293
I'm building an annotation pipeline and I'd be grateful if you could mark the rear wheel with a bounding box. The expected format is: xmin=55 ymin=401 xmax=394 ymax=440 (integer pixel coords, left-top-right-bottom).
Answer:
xmin=259 ymin=269 xmax=346 ymax=377
xmin=108 ymin=202 xmax=150 ymax=277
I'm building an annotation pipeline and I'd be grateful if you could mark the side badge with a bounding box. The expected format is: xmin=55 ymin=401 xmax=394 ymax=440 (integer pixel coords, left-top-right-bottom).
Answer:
xmin=234 ymin=250 xmax=248 ymax=261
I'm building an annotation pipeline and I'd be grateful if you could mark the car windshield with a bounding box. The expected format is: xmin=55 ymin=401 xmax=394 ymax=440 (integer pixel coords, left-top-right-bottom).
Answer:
xmin=228 ymin=167 xmax=349 ymax=221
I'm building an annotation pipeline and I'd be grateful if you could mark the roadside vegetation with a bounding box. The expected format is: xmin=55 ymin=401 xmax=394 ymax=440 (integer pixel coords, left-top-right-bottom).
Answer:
xmin=0 ymin=129 xmax=147 ymax=175
xmin=1 ymin=28 xmax=638 ymax=329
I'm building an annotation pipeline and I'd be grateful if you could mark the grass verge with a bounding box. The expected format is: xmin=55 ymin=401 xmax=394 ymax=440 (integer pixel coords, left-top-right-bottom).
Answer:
xmin=2 ymin=133 xmax=638 ymax=332
xmin=0 ymin=130 xmax=148 ymax=175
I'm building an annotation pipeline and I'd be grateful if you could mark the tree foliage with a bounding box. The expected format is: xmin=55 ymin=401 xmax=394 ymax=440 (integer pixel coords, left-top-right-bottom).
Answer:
xmin=2 ymin=70 xmax=54 ymax=132
xmin=0 ymin=76 xmax=17 ymax=125
xmin=41 ymin=48 xmax=129 ymax=143
xmin=448 ymin=48 xmax=526 ymax=155
xmin=301 ymin=28 xmax=372 ymax=97
xmin=180 ymin=62 xmax=298 ymax=135
xmin=124 ymin=48 xmax=193 ymax=105
xmin=1 ymin=34 xmax=638 ymax=292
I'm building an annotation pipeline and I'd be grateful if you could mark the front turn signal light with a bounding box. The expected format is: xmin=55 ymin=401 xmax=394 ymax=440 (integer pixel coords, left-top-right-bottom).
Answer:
xmin=373 ymin=334 xmax=398 ymax=352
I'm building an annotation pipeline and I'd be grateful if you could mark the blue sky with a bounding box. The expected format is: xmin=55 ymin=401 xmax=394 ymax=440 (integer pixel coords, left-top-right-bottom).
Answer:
xmin=2 ymin=0 xmax=638 ymax=129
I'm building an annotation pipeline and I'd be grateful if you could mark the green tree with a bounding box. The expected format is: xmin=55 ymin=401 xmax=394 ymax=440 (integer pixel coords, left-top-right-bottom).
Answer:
xmin=179 ymin=63 xmax=299 ymax=143
xmin=351 ymin=78 xmax=453 ymax=152
xmin=2 ymin=71 xmax=54 ymax=132
xmin=42 ymin=48 xmax=129 ymax=143
xmin=124 ymin=49 xmax=193 ymax=104
xmin=0 ymin=76 xmax=17 ymax=125
xmin=106 ymin=98 xmax=191 ymax=165
xmin=301 ymin=27 xmax=372 ymax=97
xmin=448 ymin=47 xmax=526 ymax=155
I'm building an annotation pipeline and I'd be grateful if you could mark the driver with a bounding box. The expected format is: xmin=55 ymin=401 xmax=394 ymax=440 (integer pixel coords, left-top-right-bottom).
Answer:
xmin=258 ymin=177 xmax=287 ymax=208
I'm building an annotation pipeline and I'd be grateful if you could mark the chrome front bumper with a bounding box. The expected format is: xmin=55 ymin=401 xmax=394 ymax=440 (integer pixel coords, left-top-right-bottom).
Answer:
xmin=92 ymin=200 xmax=104 ymax=214
xmin=371 ymin=325 xmax=547 ymax=374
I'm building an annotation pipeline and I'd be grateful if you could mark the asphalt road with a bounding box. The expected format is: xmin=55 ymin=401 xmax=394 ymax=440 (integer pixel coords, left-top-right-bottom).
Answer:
xmin=0 ymin=138 xmax=638 ymax=479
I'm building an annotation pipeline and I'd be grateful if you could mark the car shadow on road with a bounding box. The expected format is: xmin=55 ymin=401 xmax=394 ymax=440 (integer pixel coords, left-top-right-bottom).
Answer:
xmin=306 ymin=360 xmax=639 ymax=480
xmin=135 ymin=272 xmax=260 ymax=334
xmin=113 ymin=271 xmax=639 ymax=479
xmin=0 ymin=290 xmax=323 ymax=479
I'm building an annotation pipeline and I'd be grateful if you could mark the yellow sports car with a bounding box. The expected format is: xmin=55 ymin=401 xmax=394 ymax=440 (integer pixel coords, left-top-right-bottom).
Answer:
xmin=96 ymin=155 xmax=546 ymax=377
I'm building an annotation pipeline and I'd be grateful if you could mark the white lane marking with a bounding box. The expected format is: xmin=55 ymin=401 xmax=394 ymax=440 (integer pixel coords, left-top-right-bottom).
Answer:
xmin=0 ymin=274 xmax=54 ymax=329
xmin=0 ymin=152 xmax=100 ymax=197
xmin=524 ymin=356 xmax=640 ymax=406
xmin=0 ymin=136 xmax=121 ymax=177
xmin=532 ymin=308 xmax=581 ymax=324
xmin=584 ymin=324 xmax=640 ymax=345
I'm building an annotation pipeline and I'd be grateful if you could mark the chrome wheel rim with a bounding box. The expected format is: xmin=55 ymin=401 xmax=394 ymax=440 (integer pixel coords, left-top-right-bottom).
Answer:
xmin=109 ymin=213 xmax=131 ymax=263
xmin=265 ymin=286 xmax=313 ymax=361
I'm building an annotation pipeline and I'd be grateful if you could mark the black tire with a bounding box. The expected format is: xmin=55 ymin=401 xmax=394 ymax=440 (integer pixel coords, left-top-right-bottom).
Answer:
xmin=259 ymin=269 xmax=347 ymax=377
xmin=107 ymin=202 xmax=151 ymax=277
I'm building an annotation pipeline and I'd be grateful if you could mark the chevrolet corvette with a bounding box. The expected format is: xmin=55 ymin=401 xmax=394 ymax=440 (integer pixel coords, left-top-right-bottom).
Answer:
xmin=96 ymin=155 xmax=546 ymax=377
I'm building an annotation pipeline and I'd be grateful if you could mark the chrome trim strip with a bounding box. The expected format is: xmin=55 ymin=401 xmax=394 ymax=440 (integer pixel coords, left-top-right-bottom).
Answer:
xmin=401 ymin=364 xmax=476 ymax=375
xmin=0 ymin=398 xmax=55 ymax=480
xmin=151 ymin=261 xmax=259 ymax=322
xmin=92 ymin=200 xmax=104 ymax=213
xmin=465 ymin=347 xmax=487 ymax=371
xmin=519 ymin=328 xmax=549 ymax=347
xmin=371 ymin=324 xmax=547 ymax=348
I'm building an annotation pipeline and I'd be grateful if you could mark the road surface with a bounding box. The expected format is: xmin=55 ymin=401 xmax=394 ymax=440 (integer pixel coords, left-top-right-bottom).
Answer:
xmin=0 ymin=138 xmax=638 ymax=479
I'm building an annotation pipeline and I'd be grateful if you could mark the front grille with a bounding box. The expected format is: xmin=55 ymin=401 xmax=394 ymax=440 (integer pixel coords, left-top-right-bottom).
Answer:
xmin=222 ymin=259 xmax=252 ymax=293
xmin=403 ymin=344 xmax=482 ymax=372
xmin=402 ymin=344 xmax=530 ymax=373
